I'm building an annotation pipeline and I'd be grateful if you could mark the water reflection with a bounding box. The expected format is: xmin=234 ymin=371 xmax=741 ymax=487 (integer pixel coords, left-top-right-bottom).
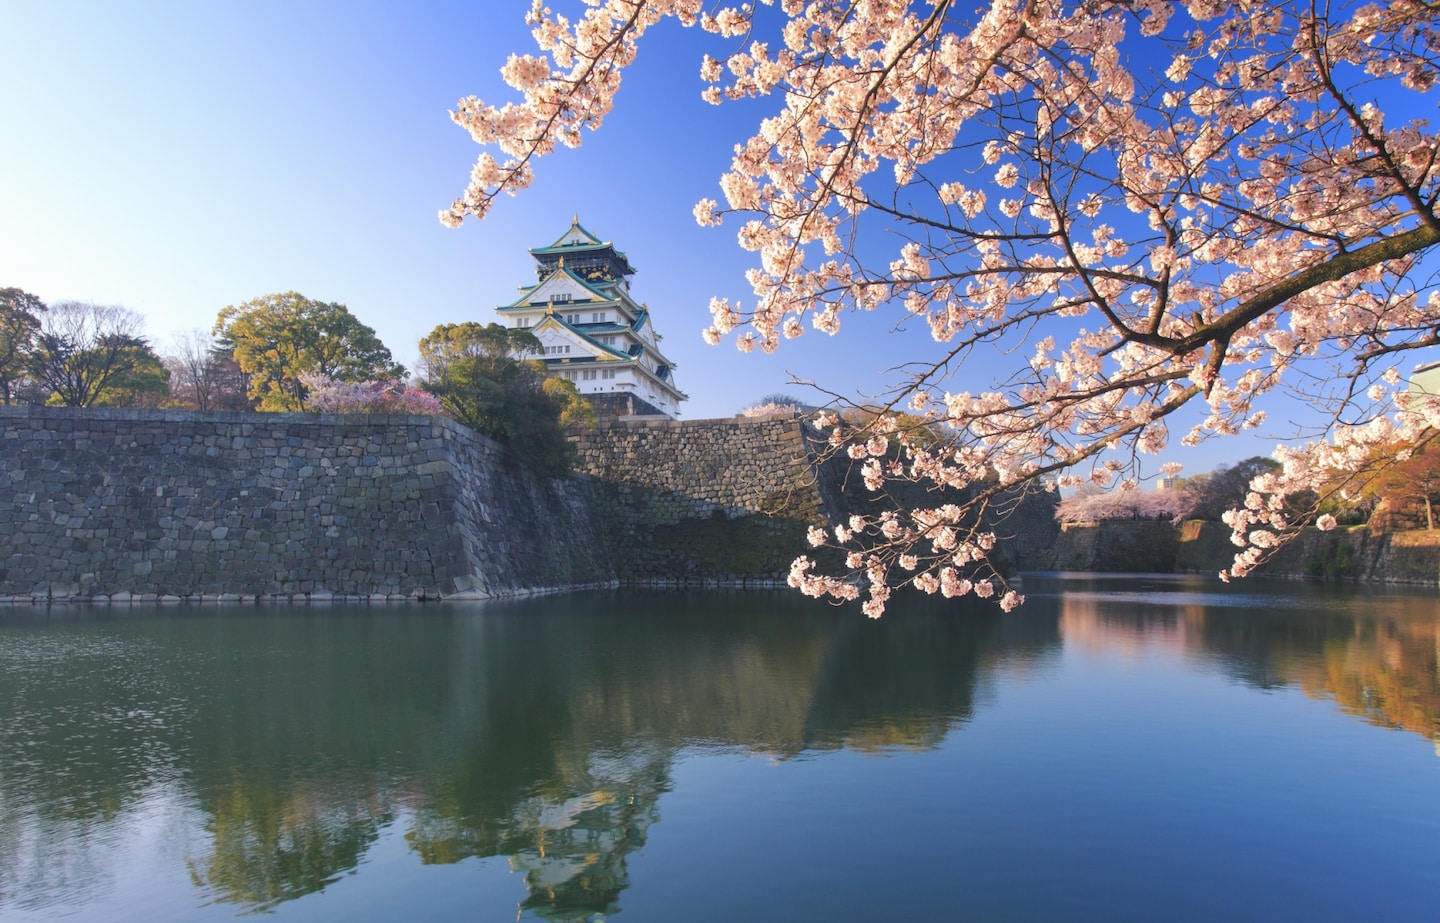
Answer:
xmin=1036 ymin=573 xmax=1440 ymax=740
xmin=1 ymin=581 xmax=1438 ymax=919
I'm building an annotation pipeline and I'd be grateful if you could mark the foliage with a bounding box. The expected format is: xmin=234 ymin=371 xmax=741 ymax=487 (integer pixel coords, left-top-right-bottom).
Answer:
xmin=214 ymin=293 xmax=403 ymax=411
xmin=1305 ymin=536 xmax=1358 ymax=580
xmin=90 ymin=338 xmax=170 ymax=408
xmin=542 ymin=375 xmax=599 ymax=429
xmin=300 ymin=373 xmax=444 ymax=415
xmin=448 ymin=0 xmax=1440 ymax=613
xmin=1359 ymin=434 xmax=1440 ymax=530
xmin=162 ymin=329 xmax=253 ymax=411
xmin=417 ymin=322 xmax=576 ymax=474
xmin=741 ymin=393 xmax=806 ymax=418
xmin=1180 ymin=457 xmax=1283 ymax=522
xmin=1054 ymin=486 xmax=1190 ymax=524
xmin=0 ymin=287 xmax=45 ymax=405
xmin=27 ymin=301 xmax=166 ymax=408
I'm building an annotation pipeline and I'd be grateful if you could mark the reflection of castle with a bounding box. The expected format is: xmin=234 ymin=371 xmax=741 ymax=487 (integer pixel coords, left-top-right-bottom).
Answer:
xmin=507 ymin=745 xmax=669 ymax=921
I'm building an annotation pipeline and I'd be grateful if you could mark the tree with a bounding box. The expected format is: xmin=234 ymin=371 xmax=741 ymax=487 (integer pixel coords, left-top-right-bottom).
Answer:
xmin=741 ymin=394 xmax=806 ymax=418
xmin=542 ymin=375 xmax=599 ymax=430
xmin=1182 ymin=457 xmax=1283 ymax=522
xmin=91 ymin=336 xmax=170 ymax=407
xmin=163 ymin=328 xmax=253 ymax=411
xmin=0 ymin=287 xmax=45 ymax=404
xmin=27 ymin=301 xmax=164 ymax=408
xmin=447 ymin=1 xmax=1440 ymax=614
xmin=214 ymin=293 xmax=404 ymax=411
xmin=1055 ymin=485 xmax=1191 ymax=523
xmin=300 ymin=372 xmax=444 ymax=415
xmin=417 ymin=322 xmax=576 ymax=474
xmin=1359 ymin=433 xmax=1440 ymax=531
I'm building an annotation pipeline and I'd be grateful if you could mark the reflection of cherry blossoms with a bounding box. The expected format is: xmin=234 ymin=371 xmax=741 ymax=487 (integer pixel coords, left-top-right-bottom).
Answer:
xmin=446 ymin=0 xmax=1440 ymax=613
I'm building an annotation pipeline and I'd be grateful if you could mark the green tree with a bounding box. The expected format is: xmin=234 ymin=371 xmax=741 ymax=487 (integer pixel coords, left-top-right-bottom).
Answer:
xmin=0 ymin=287 xmax=45 ymax=404
xmin=417 ymin=322 xmax=576 ymax=475
xmin=1182 ymin=458 xmax=1283 ymax=522
xmin=91 ymin=335 xmax=170 ymax=407
xmin=543 ymin=376 xmax=598 ymax=430
xmin=214 ymin=293 xmax=403 ymax=411
xmin=28 ymin=301 xmax=162 ymax=408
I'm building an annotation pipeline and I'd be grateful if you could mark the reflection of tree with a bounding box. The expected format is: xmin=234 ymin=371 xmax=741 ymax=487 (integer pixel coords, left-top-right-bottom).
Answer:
xmin=27 ymin=587 xmax=1437 ymax=920
xmin=0 ymin=594 xmax=1063 ymax=919
xmin=1049 ymin=575 xmax=1440 ymax=744
xmin=189 ymin=780 xmax=392 ymax=910
xmin=1283 ymin=615 xmax=1440 ymax=741
xmin=803 ymin=597 xmax=1058 ymax=754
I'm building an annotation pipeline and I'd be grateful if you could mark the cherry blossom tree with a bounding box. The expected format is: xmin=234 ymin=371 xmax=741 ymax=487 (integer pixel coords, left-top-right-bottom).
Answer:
xmin=299 ymin=373 xmax=444 ymax=415
xmin=444 ymin=0 xmax=1440 ymax=614
xmin=1054 ymin=483 xmax=1192 ymax=523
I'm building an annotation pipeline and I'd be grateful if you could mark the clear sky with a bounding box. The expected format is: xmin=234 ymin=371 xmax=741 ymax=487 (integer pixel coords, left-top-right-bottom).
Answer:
xmin=3 ymin=0 xmax=1409 ymax=479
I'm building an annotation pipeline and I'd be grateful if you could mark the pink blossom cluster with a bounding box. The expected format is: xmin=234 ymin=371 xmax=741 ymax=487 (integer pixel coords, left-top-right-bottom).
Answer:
xmin=300 ymin=373 xmax=443 ymax=415
xmin=1054 ymin=487 xmax=1192 ymax=524
xmin=449 ymin=0 xmax=1440 ymax=612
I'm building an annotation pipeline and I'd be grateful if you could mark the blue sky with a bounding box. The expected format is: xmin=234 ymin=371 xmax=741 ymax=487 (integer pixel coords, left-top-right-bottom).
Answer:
xmin=1 ymin=1 xmax=941 ymax=421
xmin=1 ymin=0 xmax=1395 ymax=479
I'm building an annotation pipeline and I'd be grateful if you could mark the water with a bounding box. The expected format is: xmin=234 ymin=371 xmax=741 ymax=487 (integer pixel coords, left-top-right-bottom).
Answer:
xmin=2 ymin=574 xmax=1438 ymax=921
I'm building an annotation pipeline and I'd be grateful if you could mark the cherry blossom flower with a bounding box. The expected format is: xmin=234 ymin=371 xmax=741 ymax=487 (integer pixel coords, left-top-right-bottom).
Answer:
xmin=448 ymin=0 xmax=1440 ymax=613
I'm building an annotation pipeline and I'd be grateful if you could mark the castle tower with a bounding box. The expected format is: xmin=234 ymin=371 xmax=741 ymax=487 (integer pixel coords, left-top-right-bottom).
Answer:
xmin=497 ymin=218 xmax=687 ymax=418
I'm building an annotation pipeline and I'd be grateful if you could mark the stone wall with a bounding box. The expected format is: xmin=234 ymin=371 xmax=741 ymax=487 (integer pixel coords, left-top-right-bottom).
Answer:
xmin=0 ymin=407 xmax=614 ymax=601
xmin=570 ymin=415 xmax=835 ymax=583
xmin=1042 ymin=518 xmax=1440 ymax=585
xmin=1034 ymin=520 xmax=1181 ymax=572
xmin=0 ymin=408 xmax=1059 ymax=601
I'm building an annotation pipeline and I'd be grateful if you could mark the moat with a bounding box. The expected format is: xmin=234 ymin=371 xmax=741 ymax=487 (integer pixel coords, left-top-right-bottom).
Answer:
xmin=3 ymin=576 xmax=1439 ymax=921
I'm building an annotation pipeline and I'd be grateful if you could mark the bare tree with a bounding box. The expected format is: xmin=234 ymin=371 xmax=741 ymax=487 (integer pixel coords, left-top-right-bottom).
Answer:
xmin=163 ymin=328 xmax=251 ymax=411
xmin=29 ymin=301 xmax=153 ymax=407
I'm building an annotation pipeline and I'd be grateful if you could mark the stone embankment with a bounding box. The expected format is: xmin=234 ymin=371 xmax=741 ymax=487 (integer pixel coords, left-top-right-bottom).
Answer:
xmin=1035 ymin=518 xmax=1440 ymax=584
xmin=2 ymin=409 xmax=863 ymax=602
xmin=10 ymin=406 xmax=1429 ymax=601
xmin=570 ymin=416 xmax=839 ymax=584
xmin=0 ymin=407 xmax=612 ymax=602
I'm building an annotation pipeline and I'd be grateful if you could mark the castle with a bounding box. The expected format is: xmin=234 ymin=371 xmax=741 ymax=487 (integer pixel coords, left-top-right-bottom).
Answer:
xmin=496 ymin=218 xmax=686 ymax=418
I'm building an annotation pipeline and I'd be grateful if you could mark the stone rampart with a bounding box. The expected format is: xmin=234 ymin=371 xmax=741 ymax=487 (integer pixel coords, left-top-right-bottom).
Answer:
xmin=0 ymin=408 xmax=1059 ymax=601
xmin=1041 ymin=518 xmax=1440 ymax=584
xmin=0 ymin=407 xmax=614 ymax=601
xmin=570 ymin=415 xmax=835 ymax=583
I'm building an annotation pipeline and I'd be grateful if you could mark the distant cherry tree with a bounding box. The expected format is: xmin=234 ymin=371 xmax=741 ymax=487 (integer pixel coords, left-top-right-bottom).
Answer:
xmin=446 ymin=0 xmax=1440 ymax=613
xmin=1054 ymin=485 xmax=1192 ymax=523
xmin=299 ymin=373 xmax=443 ymax=415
